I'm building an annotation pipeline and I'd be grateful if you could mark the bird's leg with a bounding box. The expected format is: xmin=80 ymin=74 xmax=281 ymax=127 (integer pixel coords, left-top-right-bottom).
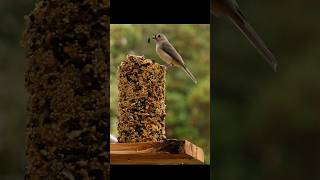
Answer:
xmin=168 ymin=63 xmax=175 ymax=68
xmin=164 ymin=64 xmax=174 ymax=69
xmin=165 ymin=63 xmax=174 ymax=69
xmin=160 ymin=64 xmax=170 ymax=69
xmin=137 ymin=54 xmax=145 ymax=59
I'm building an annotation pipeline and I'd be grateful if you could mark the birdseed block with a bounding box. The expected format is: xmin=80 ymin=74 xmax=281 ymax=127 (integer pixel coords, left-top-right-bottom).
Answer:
xmin=23 ymin=0 xmax=110 ymax=179
xmin=117 ymin=55 xmax=166 ymax=143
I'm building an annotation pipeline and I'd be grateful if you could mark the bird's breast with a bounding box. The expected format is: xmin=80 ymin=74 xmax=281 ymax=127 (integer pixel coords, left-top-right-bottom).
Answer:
xmin=156 ymin=45 xmax=173 ymax=65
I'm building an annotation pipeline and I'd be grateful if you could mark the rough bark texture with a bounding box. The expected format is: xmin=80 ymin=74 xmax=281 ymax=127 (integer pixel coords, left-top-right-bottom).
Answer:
xmin=117 ymin=55 xmax=166 ymax=143
xmin=23 ymin=0 xmax=110 ymax=179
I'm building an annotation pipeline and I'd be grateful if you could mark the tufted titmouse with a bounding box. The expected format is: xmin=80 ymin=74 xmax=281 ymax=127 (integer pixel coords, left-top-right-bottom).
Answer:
xmin=152 ymin=33 xmax=198 ymax=84
xmin=211 ymin=0 xmax=277 ymax=72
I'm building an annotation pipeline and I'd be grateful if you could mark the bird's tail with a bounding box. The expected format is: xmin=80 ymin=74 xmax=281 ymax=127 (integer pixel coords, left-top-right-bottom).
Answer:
xmin=182 ymin=66 xmax=197 ymax=84
xmin=228 ymin=7 xmax=278 ymax=72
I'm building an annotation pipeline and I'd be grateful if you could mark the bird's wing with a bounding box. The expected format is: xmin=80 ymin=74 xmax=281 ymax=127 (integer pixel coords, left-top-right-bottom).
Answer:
xmin=227 ymin=4 xmax=278 ymax=71
xmin=161 ymin=42 xmax=185 ymax=66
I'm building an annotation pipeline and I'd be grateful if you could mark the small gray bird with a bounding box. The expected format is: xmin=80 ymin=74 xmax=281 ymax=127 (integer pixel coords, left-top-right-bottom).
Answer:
xmin=152 ymin=33 xmax=197 ymax=84
xmin=211 ymin=0 xmax=277 ymax=72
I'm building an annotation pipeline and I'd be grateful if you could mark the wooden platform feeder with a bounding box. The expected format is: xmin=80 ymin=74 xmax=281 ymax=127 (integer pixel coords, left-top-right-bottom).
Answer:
xmin=111 ymin=139 xmax=204 ymax=164
xmin=111 ymin=55 xmax=204 ymax=164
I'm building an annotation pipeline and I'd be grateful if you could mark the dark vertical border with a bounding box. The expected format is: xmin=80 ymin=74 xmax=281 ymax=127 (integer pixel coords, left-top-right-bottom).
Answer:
xmin=210 ymin=1 xmax=214 ymax=179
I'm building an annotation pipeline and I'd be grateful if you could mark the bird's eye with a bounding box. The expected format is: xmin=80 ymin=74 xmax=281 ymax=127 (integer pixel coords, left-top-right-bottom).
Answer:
xmin=157 ymin=34 xmax=161 ymax=38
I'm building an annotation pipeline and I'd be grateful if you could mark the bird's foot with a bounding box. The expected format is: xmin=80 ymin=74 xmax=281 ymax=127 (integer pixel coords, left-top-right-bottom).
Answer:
xmin=165 ymin=64 xmax=174 ymax=69
xmin=160 ymin=65 xmax=167 ymax=69
xmin=137 ymin=54 xmax=145 ymax=59
xmin=160 ymin=64 xmax=169 ymax=70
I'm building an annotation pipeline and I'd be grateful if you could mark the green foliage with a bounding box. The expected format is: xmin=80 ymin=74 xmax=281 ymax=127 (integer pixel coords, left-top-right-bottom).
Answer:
xmin=110 ymin=24 xmax=211 ymax=164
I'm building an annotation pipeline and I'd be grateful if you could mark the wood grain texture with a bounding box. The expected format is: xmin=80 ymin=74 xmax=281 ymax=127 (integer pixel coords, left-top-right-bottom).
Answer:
xmin=110 ymin=139 xmax=204 ymax=164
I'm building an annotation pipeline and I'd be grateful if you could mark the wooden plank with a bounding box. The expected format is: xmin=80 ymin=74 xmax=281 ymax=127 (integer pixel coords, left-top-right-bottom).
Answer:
xmin=110 ymin=139 xmax=204 ymax=164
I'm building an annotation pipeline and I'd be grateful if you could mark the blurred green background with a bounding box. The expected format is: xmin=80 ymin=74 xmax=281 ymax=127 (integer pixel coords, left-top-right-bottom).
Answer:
xmin=0 ymin=1 xmax=36 ymax=179
xmin=110 ymin=24 xmax=211 ymax=164
xmin=213 ymin=0 xmax=320 ymax=179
